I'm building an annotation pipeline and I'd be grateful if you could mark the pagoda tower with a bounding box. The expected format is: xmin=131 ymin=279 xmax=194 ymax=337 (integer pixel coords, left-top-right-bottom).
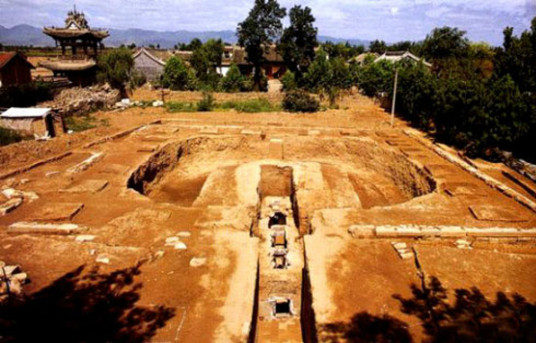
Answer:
xmin=40 ymin=7 xmax=109 ymax=86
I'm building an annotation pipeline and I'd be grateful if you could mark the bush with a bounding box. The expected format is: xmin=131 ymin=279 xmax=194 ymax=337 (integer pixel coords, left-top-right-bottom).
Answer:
xmin=0 ymin=127 xmax=23 ymax=146
xmin=280 ymin=71 xmax=297 ymax=91
xmin=97 ymin=48 xmax=134 ymax=95
xmin=0 ymin=82 xmax=53 ymax=108
xmin=64 ymin=115 xmax=109 ymax=132
xmin=162 ymin=56 xmax=197 ymax=91
xmin=282 ymin=91 xmax=320 ymax=112
xmin=197 ymin=92 xmax=214 ymax=111
xmin=221 ymin=64 xmax=245 ymax=92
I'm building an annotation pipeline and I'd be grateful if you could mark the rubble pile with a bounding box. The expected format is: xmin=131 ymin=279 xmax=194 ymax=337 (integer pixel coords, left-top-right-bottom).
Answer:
xmin=0 ymin=261 xmax=29 ymax=300
xmin=42 ymin=83 xmax=120 ymax=117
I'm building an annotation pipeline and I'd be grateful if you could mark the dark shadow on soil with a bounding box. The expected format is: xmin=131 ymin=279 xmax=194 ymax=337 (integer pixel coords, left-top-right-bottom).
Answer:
xmin=318 ymin=276 xmax=536 ymax=343
xmin=0 ymin=263 xmax=175 ymax=342
xmin=318 ymin=311 xmax=412 ymax=343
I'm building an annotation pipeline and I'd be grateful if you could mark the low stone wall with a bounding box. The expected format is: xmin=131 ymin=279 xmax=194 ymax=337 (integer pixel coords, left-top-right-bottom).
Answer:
xmin=348 ymin=224 xmax=536 ymax=239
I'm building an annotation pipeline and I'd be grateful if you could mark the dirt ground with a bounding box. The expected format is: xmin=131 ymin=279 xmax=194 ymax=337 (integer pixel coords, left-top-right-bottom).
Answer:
xmin=0 ymin=89 xmax=535 ymax=342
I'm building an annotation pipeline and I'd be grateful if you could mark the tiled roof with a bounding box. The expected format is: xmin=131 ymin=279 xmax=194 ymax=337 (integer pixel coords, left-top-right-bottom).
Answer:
xmin=0 ymin=52 xmax=35 ymax=70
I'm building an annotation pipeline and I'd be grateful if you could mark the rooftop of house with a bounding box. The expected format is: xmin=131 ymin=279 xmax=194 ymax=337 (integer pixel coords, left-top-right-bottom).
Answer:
xmin=0 ymin=52 xmax=35 ymax=70
xmin=375 ymin=50 xmax=432 ymax=67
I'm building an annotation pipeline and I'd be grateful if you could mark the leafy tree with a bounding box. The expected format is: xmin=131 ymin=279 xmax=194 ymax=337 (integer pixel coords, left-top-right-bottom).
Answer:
xmin=304 ymin=50 xmax=352 ymax=105
xmin=237 ymin=0 xmax=286 ymax=90
xmin=280 ymin=5 xmax=317 ymax=79
xmin=162 ymin=56 xmax=197 ymax=90
xmin=178 ymin=38 xmax=202 ymax=51
xmin=280 ymin=70 xmax=297 ymax=91
xmin=97 ymin=47 xmax=134 ymax=96
xmin=204 ymin=39 xmax=225 ymax=69
xmin=369 ymin=40 xmax=387 ymax=54
xmin=322 ymin=41 xmax=365 ymax=60
xmin=422 ymin=26 xmax=469 ymax=61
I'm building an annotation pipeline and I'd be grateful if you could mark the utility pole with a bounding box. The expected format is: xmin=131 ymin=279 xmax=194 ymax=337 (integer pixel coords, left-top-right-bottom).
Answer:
xmin=390 ymin=67 xmax=399 ymax=127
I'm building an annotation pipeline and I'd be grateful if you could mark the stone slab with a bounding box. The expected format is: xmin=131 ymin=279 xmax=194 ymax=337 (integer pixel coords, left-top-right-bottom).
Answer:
xmin=268 ymin=139 xmax=284 ymax=159
xmin=0 ymin=198 xmax=23 ymax=216
xmin=137 ymin=145 xmax=158 ymax=153
xmin=140 ymin=135 xmax=169 ymax=142
xmin=8 ymin=222 xmax=86 ymax=235
xmin=199 ymin=127 xmax=219 ymax=135
xmin=469 ymin=205 xmax=528 ymax=222
xmin=27 ymin=202 xmax=84 ymax=222
xmin=444 ymin=182 xmax=487 ymax=197
xmin=61 ymin=180 xmax=108 ymax=194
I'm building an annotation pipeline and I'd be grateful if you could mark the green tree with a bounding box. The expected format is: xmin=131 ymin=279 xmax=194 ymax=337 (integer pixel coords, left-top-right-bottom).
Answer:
xmin=221 ymin=64 xmax=246 ymax=92
xmin=280 ymin=70 xmax=297 ymax=91
xmin=97 ymin=47 xmax=134 ymax=97
xmin=422 ymin=26 xmax=469 ymax=61
xmin=162 ymin=56 xmax=197 ymax=90
xmin=369 ymin=40 xmax=387 ymax=54
xmin=279 ymin=5 xmax=317 ymax=79
xmin=237 ymin=0 xmax=286 ymax=90
xmin=304 ymin=50 xmax=352 ymax=105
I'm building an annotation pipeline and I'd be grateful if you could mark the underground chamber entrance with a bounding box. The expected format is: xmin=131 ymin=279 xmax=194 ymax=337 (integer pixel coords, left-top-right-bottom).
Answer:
xmin=274 ymin=299 xmax=292 ymax=317
xmin=269 ymin=212 xmax=287 ymax=228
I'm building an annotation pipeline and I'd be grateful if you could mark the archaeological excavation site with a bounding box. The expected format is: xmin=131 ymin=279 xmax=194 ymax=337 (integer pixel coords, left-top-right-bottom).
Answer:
xmin=1 ymin=94 xmax=536 ymax=342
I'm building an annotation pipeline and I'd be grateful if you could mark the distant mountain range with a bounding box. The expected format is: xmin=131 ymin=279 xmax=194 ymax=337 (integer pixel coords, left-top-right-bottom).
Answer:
xmin=0 ymin=24 xmax=370 ymax=48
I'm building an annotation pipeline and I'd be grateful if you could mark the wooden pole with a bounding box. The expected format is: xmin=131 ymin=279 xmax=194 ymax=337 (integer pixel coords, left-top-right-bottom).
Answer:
xmin=390 ymin=67 xmax=399 ymax=127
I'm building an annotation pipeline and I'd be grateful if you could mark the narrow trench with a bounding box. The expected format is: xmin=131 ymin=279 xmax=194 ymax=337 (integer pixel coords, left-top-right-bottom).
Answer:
xmin=248 ymin=165 xmax=317 ymax=342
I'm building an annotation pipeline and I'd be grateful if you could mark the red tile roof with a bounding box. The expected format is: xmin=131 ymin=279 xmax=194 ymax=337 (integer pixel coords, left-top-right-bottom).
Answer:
xmin=0 ymin=52 xmax=35 ymax=70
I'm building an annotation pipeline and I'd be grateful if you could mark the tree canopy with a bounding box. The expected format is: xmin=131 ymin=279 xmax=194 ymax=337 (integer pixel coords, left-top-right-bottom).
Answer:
xmin=279 ymin=5 xmax=318 ymax=78
xmin=237 ymin=0 xmax=286 ymax=90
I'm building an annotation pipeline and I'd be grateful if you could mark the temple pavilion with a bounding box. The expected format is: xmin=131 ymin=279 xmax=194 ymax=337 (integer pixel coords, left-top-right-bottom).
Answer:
xmin=40 ymin=7 xmax=109 ymax=86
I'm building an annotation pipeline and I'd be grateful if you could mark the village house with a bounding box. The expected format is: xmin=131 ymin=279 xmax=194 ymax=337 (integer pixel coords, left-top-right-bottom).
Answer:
xmin=0 ymin=52 xmax=34 ymax=88
xmin=374 ymin=51 xmax=432 ymax=68
xmin=219 ymin=45 xmax=286 ymax=79
xmin=40 ymin=7 xmax=109 ymax=86
xmin=348 ymin=52 xmax=379 ymax=66
xmin=132 ymin=48 xmax=192 ymax=82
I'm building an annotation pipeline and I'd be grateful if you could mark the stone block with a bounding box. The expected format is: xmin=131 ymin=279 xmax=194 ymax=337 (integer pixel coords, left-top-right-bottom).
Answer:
xmin=8 ymin=222 xmax=86 ymax=235
xmin=375 ymin=226 xmax=398 ymax=237
xmin=348 ymin=225 xmax=375 ymax=238
xmin=199 ymin=127 xmax=219 ymax=135
xmin=465 ymin=227 xmax=520 ymax=237
xmin=268 ymin=139 xmax=284 ymax=159
xmin=0 ymin=197 xmax=23 ymax=216
xmin=469 ymin=205 xmax=528 ymax=222
xmin=438 ymin=226 xmax=466 ymax=237
xmin=27 ymin=202 xmax=84 ymax=222
xmin=61 ymin=180 xmax=108 ymax=194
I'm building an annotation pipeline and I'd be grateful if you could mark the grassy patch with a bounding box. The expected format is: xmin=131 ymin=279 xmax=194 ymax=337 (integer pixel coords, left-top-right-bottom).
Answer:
xmin=219 ymin=98 xmax=279 ymax=113
xmin=164 ymin=98 xmax=280 ymax=113
xmin=0 ymin=127 xmax=23 ymax=146
xmin=65 ymin=115 xmax=109 ymax=132
xmin=165 ymin=101 xmax=198 ymax=112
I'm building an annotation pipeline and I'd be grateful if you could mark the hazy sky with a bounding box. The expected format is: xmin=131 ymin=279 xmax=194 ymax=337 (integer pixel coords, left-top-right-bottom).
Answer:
xmin=1 ymin=0 xmax=535 ymax=45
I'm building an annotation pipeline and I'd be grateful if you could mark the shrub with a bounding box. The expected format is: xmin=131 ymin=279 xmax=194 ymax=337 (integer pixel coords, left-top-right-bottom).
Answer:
xmin=0 ymin=127 xmax=23 ymax=146
xmin=221 ymin=64 xmax=245 ymax=92
xmin=97 ymin=47 xmax=134 ymax=96
xmin=162 ymin=56 xmax=197 ymax=91
xmin=282 ymin=91 xmax=320 ymax=112
xmin=0 ymin=82 xmax=53 ymax=108
xmin=197 ymin=92 xmax=214 ymax=112
xmin=280 ymin=71 xmax=297 ymax=91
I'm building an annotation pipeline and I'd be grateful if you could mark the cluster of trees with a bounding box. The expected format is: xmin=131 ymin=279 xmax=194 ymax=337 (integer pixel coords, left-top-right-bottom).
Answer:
xmin=357 ymin=20 xmax=536 ymax=161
